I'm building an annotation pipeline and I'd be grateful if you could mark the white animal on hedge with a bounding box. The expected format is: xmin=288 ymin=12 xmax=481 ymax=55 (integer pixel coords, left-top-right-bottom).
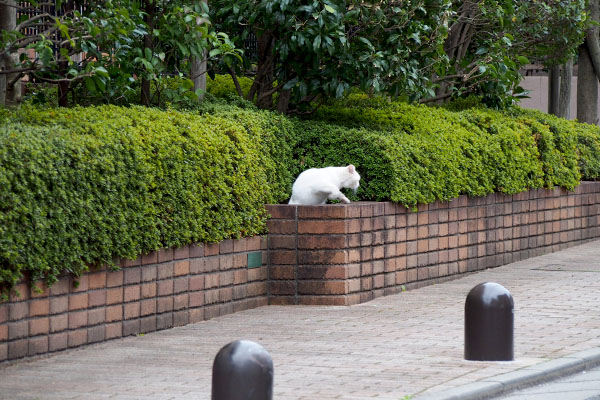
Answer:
xmin=288 ymin=165 xmax=361 ymax=205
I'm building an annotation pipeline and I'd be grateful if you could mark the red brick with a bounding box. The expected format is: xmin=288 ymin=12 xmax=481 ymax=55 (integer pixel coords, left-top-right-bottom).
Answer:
xmin=88 ymin=325 xmax=106 ymax=343
xmin=204 ymin=243 xmax=220 ymax=256
xmin=266 ymin=220 xmax=297 ymax=234
xmin=298 ymin=250 xmax=347 ymax=265
xmin=157 ymin=280 xmax=174 ymax=296
xmin=298 ymin=205 xmax=346 ymax=219
xmin=269 ymin=281 xmax=296 ymax=295
xmin=0 ymin=324 xmax=6 ymax=341
xmin=30 ymin=282 xmax=49 ymax=298
xmin=174 ymin=260 xmax=190 ymax=276
xmin=157 ymin=263 xmax=174 ymax=280
xmin=50 ymin=314 xmax=68 ymax=333
xmin=88 ymin=308 xmax=105 ymax=325
xmin=106 ymin=288 xmax=123 ymax=305
xmin=71 ymin=275 xmax=88 ymax=293
xmin=174 ymin=277 xmax=189 ymax=293
xmin=269 ymin=235 xmax=296 ymax=249
xmin=158 ymin=248 xmax=174 ymax=262
xmin=49 ymin=333 xmax=68 ymax=352
xmin=204 ymin=257 xmax=220 ymax=273
xmin=233 ymin=254 xmax=247 ymax=268
xmin=29 ymin=317 xmax=50 ymax=336
xmin=233 ymin=270 xmax=248 ymax=285
xmin=297 ymin=296 xmax=347 ymax=306
xmin=124 ymin=302 xmax=140 ymax=319
xmin=298 ymin=235 xmax=346 ymax=249
xmin=124 ymin=268 xmax=142 ymax=284
xmin=68 ymin=329 xmax=87 ymax=348
xmin=298 ymin=281 xmax=347 ymax=295
xmin=105 ymin=322 xmax=123 ymax=340
xmin=189 ymin=292 xmax=204 ymax=308
xmin=8 ymin=339 xmax=28 ymax=359
xmin=173 ymin=294 xmax=189 ymax=310
xmin=10 ymin=283 xmax=30 ymax=302
xmin=8 ymin=303 xmax=29 ymax=322
xmin=68 ymin=293 xmax=88 ymax=311
xmin=189 ymin=276 xmax=205 ymax=291
xmin=219 ymin=240 xmax=234 ymax=255
xmin=266 ymin=204 xmax=297 ymax=219
xmin=9 ymin=321 xmax=28 ymax=340
xmin=298 ymin=220 xmax=346 ymax=234
xmin=297 ymin=265 xmax=347 ymax=280
xmin=157 ymin=297 xmax=174 ymax=313
xmin=189 ymin=308 xmax=205 ymax=324
xmin=219 ymin=271 xmax=234 ymax=287
xmin=204 ymin=289 xmax=220 ymax=305
xmin=141 ymin=299 xmax=156 ymax=316
xmin=124 ymin=285 xmax=141 ymax=302
xmin=247 ymin=236 xmax=263 ymax=251
xmin=248 ymin=267 xmax=267 ymax=282
xmin=270 ymin=265 xmax=295 ymax=280
xmin=67 ymin=311 xmax=87 ymax=331
xmin=269 ymin=250 xmax=296 ymax=265
xmin=88 ymin=271 xmax=107 ymax=289
xmin=141 ymin=283 xmax=157 ymax=299
xmin=106 ymin=305 xmax=123 ymax=322
xmin=220 ymin=254 xmax=234 ymax=271
xmin=142 ymin=251 xmax=158 ymax=265
xmin=89 ymin=290 xmax=107 ymax=308
xmin=174 ymin=245 xmax=190 ymax=260
xmin=106 ymin=270 xmax=124 ymax=287
xmin=29 ymin=336 xmax=49 ymax=356
xmin=0 ymin=304 xmax=7 ymax=323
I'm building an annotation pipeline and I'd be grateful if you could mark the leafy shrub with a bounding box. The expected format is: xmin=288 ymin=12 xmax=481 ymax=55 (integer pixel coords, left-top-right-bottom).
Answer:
xmin=206 ymin=74 xmax=253 ymax=98
xmin=2 ymin=95 xmax=599 ymax=296
xmin=0 ymin=104 xmax=294 ymax=295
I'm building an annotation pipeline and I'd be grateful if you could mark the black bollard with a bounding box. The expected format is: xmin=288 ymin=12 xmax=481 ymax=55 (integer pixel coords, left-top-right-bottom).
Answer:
xmin=212 ymin=340 xmax=273 ymax=400
xmin=465 ymin=282 xmax=514 ymax=361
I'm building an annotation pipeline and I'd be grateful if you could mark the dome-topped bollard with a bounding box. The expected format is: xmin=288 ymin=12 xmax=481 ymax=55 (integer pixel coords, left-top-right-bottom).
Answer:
xmin=465 ymin=282 xmax=514 ymax=361
xmin=212 ymin=340 xmax=274 ymax=400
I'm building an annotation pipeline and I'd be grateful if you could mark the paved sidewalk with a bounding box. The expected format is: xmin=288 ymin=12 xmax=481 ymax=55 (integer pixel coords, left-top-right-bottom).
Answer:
xmin=2 ymin=241 xmax=600 ymax=400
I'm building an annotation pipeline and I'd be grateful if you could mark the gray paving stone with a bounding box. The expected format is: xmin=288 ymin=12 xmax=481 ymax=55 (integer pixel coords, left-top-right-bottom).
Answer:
xmin=2 ymin=240 xmax=600 ymax=399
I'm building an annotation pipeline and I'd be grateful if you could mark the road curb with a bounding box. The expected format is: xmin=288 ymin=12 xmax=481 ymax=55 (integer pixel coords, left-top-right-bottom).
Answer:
xmin=416 ymin=348 xmax=600 ymax=400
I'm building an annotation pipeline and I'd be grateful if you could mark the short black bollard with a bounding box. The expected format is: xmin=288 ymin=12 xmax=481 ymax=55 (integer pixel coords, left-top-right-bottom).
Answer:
xmin=465 ymin=282 xmax=514 ymax=361
xmin=212 ymin=340 xmax=273 ymax=400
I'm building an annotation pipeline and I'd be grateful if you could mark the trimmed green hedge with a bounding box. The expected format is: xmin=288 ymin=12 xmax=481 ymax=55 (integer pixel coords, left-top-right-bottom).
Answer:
xmin=0 ymin=105 xmax=295 ymax=294
xmin=2 ymin=91 xmax=600 ymax=295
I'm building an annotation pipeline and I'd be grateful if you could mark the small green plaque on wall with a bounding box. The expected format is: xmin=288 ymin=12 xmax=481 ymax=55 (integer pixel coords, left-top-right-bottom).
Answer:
xmin=247 ymin=251 xmax=262 ymax=268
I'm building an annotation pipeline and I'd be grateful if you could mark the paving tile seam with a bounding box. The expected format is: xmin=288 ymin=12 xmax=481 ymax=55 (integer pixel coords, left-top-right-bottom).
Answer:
xmin=416 ymin=348 xmax=600 ymax=400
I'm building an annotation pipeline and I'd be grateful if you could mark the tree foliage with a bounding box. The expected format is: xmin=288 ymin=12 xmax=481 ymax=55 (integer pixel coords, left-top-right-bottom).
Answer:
xmin=212 ymin=0 xmax=453 ymax=113
xmin=213 ymin=0 xmax=588 ymax=112
xmin=0 ymin=0 xmax=240 ymax=106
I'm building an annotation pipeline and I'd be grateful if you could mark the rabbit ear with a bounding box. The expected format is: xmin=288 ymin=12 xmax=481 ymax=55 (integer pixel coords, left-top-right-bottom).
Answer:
xmin=347 ymin=165 xmax=356 ymax=173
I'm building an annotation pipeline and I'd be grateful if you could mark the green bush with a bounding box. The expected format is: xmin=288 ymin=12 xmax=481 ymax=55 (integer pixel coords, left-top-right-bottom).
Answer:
xmin=2 ymin=94 xmax=600 ymax=296
xmin=206 ymin=74 xmax=254 ymax=99
xmin=0 ymin=104 xmax=294 ymax=295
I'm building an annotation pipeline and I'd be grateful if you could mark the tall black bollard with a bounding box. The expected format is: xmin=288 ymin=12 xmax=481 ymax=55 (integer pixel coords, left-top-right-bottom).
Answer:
xmin=465 ymin=282 xmax=514 ymax=361
xmin=212 ymin=340 xmax=273 ymax=400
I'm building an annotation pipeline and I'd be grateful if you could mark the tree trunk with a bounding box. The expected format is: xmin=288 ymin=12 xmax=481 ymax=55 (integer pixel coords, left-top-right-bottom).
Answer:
xmin=191 ymin=54 xmax=207 ymax=101
xmin=548 ymin=65 xmax=560 ymax=116
xmin=246 ymin=31 xmax=275 ymax=110
xmin=577 ymin=41 xmax=599 ymax=125
xmin=558 ymin=59 xmax=573 ymax=119
xmin=141 ymin=0 xmax=155 ymax=106
xmin=191 ymin=0 xmax=207 ymax=101
xmin=0 ymin=0 xmax=19 ymax=105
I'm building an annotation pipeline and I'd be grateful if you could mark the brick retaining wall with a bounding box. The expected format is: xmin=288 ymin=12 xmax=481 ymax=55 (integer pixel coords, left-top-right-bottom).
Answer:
xmin=2 ymin=183 xmax=600 ymax=362
xmin=0 ymin=237 xmax=268 ymax=362
xmin=266 ymin=182 xmax=600 ymax=306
